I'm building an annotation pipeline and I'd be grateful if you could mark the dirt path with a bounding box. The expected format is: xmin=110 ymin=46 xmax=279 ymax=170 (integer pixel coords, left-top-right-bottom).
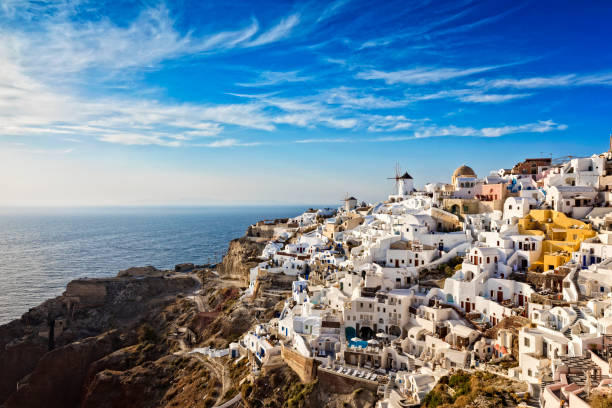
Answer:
xmin=187 ymin=353 xmax=231 ymax=406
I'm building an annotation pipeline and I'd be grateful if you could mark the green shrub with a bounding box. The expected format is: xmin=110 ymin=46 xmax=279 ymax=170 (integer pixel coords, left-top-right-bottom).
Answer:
xmin=137 ymin=323 xmax=158 ymax=344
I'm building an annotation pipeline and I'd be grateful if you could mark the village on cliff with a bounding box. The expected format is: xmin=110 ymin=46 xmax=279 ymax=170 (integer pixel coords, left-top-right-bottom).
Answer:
xmin=227 ymin=137 xmax=612 ymax=408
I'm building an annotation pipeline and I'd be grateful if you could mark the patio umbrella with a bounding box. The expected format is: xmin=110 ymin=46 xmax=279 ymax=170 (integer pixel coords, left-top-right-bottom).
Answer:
xmin=367 ymin=339 xmax=379 ymax=345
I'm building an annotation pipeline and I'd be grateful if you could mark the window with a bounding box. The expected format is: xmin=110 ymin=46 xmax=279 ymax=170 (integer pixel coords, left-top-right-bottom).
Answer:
xmin=524 ymin=338 xmax=530 ymax=347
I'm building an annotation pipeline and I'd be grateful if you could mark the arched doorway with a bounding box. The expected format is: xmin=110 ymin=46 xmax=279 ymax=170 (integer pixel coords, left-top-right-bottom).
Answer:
xmin=450 ymin=204 xmax=460 ymax=215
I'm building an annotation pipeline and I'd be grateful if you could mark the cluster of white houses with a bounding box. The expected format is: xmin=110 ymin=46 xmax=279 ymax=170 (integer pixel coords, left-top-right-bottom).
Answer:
xmin=239 ymin=141 xmax=612 ymax=408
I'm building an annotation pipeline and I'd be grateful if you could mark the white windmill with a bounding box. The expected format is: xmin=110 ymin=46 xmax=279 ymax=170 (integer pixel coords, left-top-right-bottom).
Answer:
xmin=388 ymin=163 xmax=414 ymax=197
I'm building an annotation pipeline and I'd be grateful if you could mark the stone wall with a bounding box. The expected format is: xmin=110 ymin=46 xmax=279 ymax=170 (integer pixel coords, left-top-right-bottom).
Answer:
xmin=317 ymin=368 xmax=379 ymax=394
xmin=280 ymin=345 xmax=317 ymax=383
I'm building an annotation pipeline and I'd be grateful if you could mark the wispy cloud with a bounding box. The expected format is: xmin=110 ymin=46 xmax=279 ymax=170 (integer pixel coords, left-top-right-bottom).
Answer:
xmin=356 ymin=66 xmax=497 ymax=85
xmin=457 ymin=92 xmax=531 ymax=103
xmin=2 ymin=4 xmax=300 ymax=82
xmin=204 ymin=138 xmax=260 ymax=148
xmin=289 ymin=119 xmax=567 ymax=144
xmin=407 ymin=119 xmax=567 ymax=139
xmin=237 ymin=70 xmax=311 ymax=87
xmin=469 ymin=73 xmax=612 ymax=89
xmin=317 ymin=0 xmax=351 ymax=22
xmin=245 ymin=13 xmax=300 ymax=47
xmin=321 ymin=87 xmax=407 ymax=109
xmin=295 ymin=137 xmax=349 ymax=144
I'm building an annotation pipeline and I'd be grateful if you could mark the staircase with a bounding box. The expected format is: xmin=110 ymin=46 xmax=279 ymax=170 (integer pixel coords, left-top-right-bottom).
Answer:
xmin=562 ymin=305 xmax=585 ymax=339
xmin=570 ymin=270 xmax=587 ymax=301
xmin=533 ymin=380 xmax=553 ymax=407
xmin=406 ymin=357 xmax=415 ymax=372
xmin=571 ymin=304 xmax=584 ymax=320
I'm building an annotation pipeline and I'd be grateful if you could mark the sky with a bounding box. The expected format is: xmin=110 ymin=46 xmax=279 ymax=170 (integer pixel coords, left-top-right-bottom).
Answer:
xmin=1 ymin=0 xmax=611 ymax=206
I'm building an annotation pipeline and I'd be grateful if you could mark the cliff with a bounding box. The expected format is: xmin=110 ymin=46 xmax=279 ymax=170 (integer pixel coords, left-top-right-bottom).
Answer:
xmin=217 ymin=236 xmax=266 ymax=283
xmin=0 ymin=270 xmax=198 ymax=407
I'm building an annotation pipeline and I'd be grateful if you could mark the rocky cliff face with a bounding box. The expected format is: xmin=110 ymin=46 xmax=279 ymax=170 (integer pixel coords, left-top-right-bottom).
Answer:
xmin=217 ymin=236 xmax=266 ymax=283
xmin=5 ymin=330 xmax=132 ymax=408
xmin=0 ymin=270 xmax=197 ymax=408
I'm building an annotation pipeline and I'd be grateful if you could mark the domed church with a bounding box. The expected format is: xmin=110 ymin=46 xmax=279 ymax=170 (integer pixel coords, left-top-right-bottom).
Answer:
xmin=452 ymin=165 xmax=477 ymax=186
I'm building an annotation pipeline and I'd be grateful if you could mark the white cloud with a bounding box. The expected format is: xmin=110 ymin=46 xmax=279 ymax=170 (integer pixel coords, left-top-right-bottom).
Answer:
xmin=237 ymin=70 xmax=311 ymax=87
xmin=356 ymin=66 xmax=497 ymax=85
xmin=205 ymin=138 xmax=260 ymax=148
xmin=295 ymin=138 xmax=349 ymax=144
xmin=458 ymin=92 xmax=531 ymax=103
xmin=411 ymin=120 xmax=567 ymax=139
xmin=246 ymin=13 xmax=300 ymax=47
xmin=317 ymin=0 xmax=351 ymax=22
xmin=469 ymin=73 xmax=612 ymax=89
xmin=2 ymin=4 xmax=300 ymax=81
xmin=322 ymin=87 xmax=407 ymax=109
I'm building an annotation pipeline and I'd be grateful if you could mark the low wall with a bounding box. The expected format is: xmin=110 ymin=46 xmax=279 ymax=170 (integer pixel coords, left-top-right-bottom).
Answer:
xmin=317 ymin=368 xmax=379 ymax=394
xmin=281 ymin=345 xmax=317 ymax=383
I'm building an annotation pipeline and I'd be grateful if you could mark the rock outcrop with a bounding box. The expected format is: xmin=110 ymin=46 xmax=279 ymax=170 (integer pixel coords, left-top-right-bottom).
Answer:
xmin=0 ymin=270 xmax=197 ymax=407
xmin=217 ymin=236 xmax=265 ymax=283
xmin=5 ymin=330 xmax=132 ymax=408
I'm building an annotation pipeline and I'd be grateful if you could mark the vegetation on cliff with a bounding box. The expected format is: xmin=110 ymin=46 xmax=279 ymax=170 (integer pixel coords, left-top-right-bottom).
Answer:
xmin=421 ymin=371 xmax=529 ymax=408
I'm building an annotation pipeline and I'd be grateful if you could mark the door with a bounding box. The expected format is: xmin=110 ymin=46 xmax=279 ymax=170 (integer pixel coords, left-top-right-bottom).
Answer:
xmin=466 ymin=301 xmax=471 ymax=313
xmin=395 ymin=259 xmax=399 ymax=267
xmin=518 ymin=294 xmax=524 ymax=306
xmin=497 ymin=291 xmax=503 ymax=303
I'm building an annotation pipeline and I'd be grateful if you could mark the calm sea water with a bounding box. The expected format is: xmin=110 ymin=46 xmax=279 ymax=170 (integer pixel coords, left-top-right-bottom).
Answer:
xmin=0 ymin=206 xmax=311 ymax=324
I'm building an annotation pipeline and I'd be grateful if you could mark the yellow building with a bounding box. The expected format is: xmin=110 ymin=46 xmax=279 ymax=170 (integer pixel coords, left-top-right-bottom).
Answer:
xmin=518 ymin=209 xmax=596 ymax=272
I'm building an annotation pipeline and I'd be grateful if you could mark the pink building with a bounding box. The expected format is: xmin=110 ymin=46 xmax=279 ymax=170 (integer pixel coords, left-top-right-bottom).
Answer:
xmin=475 ymin=183 xmax=506 ymax=201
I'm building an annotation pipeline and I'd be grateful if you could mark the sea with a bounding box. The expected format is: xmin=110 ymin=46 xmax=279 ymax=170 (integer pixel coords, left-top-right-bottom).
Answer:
xmin=0 ymin=206 xmax=314 ymax=325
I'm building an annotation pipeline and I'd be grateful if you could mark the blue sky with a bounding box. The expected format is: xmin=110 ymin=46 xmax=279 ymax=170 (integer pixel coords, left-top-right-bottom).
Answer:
xmin=1 ymin=0 xmax=611 ymax=206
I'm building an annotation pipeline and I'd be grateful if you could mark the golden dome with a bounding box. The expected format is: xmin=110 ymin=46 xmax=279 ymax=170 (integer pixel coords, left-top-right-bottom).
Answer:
xmin=453 ymin=165 xmax=476 ymax=179
xmin=452 ymin=165 xmax=476 ymax=185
